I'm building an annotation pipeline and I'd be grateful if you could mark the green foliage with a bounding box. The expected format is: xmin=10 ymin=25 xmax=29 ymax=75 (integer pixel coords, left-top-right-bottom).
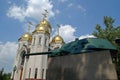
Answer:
xmin=0 ymin=68 xmax=11 ymax=80
xmin=92 ymin=16 xmax=120 ymax=79
xmin=93 ymin=16 xmax=120 ymax=43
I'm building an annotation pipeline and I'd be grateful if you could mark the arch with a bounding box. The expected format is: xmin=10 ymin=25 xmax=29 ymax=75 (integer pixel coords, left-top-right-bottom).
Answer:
xmin=33 ymin=37 xmax=35 ymax=45
xmin=20 ymin=50 xmax=26 ymax=65
xmin=39 ymin=36 xmax=41 ymax=45
xmin=28 ymin=68 xmax=31 ymax=78
xmin=45 ymin=38 xmax=48 ymax=47
xmin=34 ymin=68 xmax=38 ymax=79
xmin=19 ymin=44 xmax=28 ymax=66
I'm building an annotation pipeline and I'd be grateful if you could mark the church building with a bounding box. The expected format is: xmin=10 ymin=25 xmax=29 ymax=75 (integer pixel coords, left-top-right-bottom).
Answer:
xmin=11 ymin=11 xmax=65 ymax=80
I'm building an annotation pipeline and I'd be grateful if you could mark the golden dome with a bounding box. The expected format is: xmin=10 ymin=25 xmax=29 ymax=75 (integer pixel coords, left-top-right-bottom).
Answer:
xmin=33 ymin=18 xmax=52 ymax=35
xmin=35 ymin=24 xmax=49 ymax=33
xmin=19 ymin=32 xmax=32 ymax=42
xmin=51 ymin=35 xmax=65 ymax=44
xmin=40 ymin=18 xmax=51 ymax=29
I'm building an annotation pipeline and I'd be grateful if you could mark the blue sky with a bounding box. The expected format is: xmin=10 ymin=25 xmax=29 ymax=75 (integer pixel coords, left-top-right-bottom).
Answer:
xmin=0 ymin=0 xmax=120 ymax=72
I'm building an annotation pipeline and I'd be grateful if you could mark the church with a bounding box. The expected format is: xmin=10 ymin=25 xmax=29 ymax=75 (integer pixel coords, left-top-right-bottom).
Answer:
xmin=11 ymin=11 xmax=118 ymax=80
xmin=11 ymin=11 xmax=65 ymax=80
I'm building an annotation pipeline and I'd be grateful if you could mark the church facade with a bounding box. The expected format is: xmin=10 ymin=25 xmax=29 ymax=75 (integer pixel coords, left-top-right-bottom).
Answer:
xmin=11 ymin=13 xmax=65 ymax=80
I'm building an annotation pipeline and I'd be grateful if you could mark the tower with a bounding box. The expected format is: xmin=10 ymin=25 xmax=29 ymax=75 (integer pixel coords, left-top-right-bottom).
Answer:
xmin=11 ymin=23 xmax=32 ymax=80
xmin=25 ymin=11 xmax=52 ymax=80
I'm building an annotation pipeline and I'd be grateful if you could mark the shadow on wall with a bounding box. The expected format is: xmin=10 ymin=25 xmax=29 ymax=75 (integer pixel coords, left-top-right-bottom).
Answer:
xmin=47 ymin=50 xmax=117 ymax=80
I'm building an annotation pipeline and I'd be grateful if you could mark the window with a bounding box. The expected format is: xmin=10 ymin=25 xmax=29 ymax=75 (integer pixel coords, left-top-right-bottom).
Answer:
xmin=39 ymin=37 xmax=41 ymax=45
xmin=21 ymin=51 xmax=25 ymax=65
xmin=45 ymin=38 xmax=47 ymax=47
xmin=34 ymin=68 xmax=38 ymax=79
xmin=33 ymin=38 xmax=35 ymax=45
xmin=28 ymin=68 xmax=31 ymax=78
xmin=42 ymin=69 xmax=44 ymax=79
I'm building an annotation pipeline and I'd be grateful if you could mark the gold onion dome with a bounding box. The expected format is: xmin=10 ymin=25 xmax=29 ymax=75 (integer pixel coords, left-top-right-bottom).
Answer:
xmin=19 ymin=32 xmax=32 ymax=42
xmin=33 ymin=18 xmax=52 ymax=34
xmin=51 ymin=35 xmax=65 ymax=44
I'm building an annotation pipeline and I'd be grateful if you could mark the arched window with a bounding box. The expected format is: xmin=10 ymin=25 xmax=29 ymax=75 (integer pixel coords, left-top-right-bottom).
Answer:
xmin=42 ymin=69 xmax=44 ymax=79
xmin=33 ymin=37 xmax=35 ymax=45
xmin=28 ymin=68 xmax=31 ymax=78
xmin=34 ymin=68 xmax=38 ymax=79
xmin=45 ymin=38 xmax=47 ymax=47
xmin=39 ymin=37 xmax=41 ymax=45
xmin=21 ymin=51 xmax=25 ymax=65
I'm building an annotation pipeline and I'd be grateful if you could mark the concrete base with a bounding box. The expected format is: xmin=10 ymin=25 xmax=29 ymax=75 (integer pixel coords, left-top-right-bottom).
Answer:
xmin=47 ymin=50 xmax=117 ymax=80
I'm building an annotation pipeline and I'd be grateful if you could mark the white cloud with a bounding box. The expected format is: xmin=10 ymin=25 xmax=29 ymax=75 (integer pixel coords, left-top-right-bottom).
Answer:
xmin=79 ymin=34 xmax=96 ymax=40
xmin=55 ymin=9 xmax=60 ymax=14
xmin=0 ymin=41 xmax=3 ymax=44
xmin=60 ymin=0 xmax=67 ymax=2
xmin=53 ymin=24 xmax=76 ymax=42
xmin=0 ymin=41 xmax=18 ymax=72
xmin=7 ymin=5 xmax=26 ymax=21
xmin=7 ymin=0 xmax=54 ymax=21
xmin=22 ymin=22 xmax=36 ymax=33
xmin=68 ymin=3 xmax=73 ymax=7
xmin=7 ymin=0 xmax=12 ymax=4
xmin=78 ymin=5 xmax=86 ymax=12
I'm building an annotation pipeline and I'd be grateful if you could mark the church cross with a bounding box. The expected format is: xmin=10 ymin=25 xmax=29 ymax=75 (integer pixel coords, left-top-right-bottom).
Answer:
xmin=57 ymin=24 xmax=60 ymax=35
xmin=42 ymin=9 xmax=48 ymax=19
xmin=28 ymin=22 xmax=33 ymax=33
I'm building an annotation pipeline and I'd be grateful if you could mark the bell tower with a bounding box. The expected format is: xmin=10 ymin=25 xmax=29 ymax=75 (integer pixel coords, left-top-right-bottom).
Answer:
xmin=25 ymin=10 xmax=52 ymax=80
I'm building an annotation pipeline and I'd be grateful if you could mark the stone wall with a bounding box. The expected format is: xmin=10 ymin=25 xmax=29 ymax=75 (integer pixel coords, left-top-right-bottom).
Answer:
xmin=47 ymin=50 xmax=117 ymax=80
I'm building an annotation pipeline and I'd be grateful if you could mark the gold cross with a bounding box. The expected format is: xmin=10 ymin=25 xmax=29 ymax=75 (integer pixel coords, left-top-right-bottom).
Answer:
xmin=42 ymin=9 xmax=48 ymax=19
xmin=57 ymin=24 xmax=60 ymax=35
xmin=42 ymin=13 xmax=47 ymax=18
xmin=28 ymin=22 xmax=33 ymax=33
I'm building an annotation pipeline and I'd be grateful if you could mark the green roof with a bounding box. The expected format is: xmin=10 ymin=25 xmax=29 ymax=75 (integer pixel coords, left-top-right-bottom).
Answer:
xmin=25 ymin=38 xmax=117 ymax=57
xmin=50 ymin=38 xmax=117 ymax=57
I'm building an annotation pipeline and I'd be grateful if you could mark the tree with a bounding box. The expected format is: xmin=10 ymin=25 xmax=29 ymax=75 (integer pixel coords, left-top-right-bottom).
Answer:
xmin=0 ymin=68 xmax=4 ymax=80
xmin=92 ymin=16 xmax=120 ymax=79
xmin=93 ymin=16 xmax=120 ymax=43
xmin=0 ymin=68 xmax=11 ymax=80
